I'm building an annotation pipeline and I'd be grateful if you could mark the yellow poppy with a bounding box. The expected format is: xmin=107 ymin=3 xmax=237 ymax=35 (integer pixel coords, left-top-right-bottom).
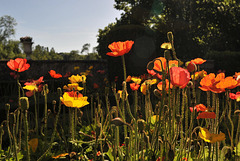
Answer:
xmin=199 ymin=127 xmax=225 ymax=143
xmin=68 ymin=74 xmax=83 ymax=83
xmin=23 ymin=85 xmax=38 ymax=91
xmin=63 ymin=83 xmax=83 ymax=91
xmin=161 ymin=42 xmax=172 ymax=49
xmin=131 ymin=77 xmax=141 ymax=84
xmin=74 ymin=66 xmax=80 ymax=70
xmin=60 ymin=92 xmax=89 ymax=108
xmin=140 ymin=83 xmax=147 ymax=95
xmin=117 ymin=90 xmax=128 ymax=99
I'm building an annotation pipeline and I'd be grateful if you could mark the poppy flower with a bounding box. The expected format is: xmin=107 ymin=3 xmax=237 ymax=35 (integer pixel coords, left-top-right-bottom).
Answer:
xmin=24 ymin=76 xmax=44 ymax=97
xmin=106 ymin=40 xmax=134 ymax=57
xmin=199 ymin=127 xmax=225 ymax=143
xmin=157 ymin=79 xmax=173 ymax=91
xmin=216 ymin=76 xmax=239 ymax=89
xmin=199 ymin=73 xmax=225 ymax=93
xmin=140 ymin=83 xmax=147 ymax=95
xmin=131 ymin=77 xmax=141 ymax=84
xmin=49 ymin=70 xmax=62 ymax=78
xmin=191 ymin=58 xmax=206 ymax=65
xmin=169 ymin=67 xmax=190 ymax=89
xmin=147 ymin=69 xmax=162 ymax=79
xmin=186 ymin=61 xmax=196 ymax=73
xmin=168 ymin=60 xmax=179 ymax=69
xmin=68 ymin=74 xmax=83 ymax=83
xmin=153 ymin=57 xmax=167 ymax=72
xmin=7 ymin=58 xmax=30 ymax=72
xmin=117 ymin=90 xmax=128 ymax=99
xmin=190 ymin=104 xmax=208 ymax=112
xmin=130 ymin=83 xmax=140 ymax=91
xmin=126 ymin=75 xmax=132 ymax=82
xmin=229 ymin=92 xmax=240 ymax=101
xmin=191 ymin=70 xmax=207 ymax=80
xmin=234 ymin=72 xmax=240 ymax=81
xmin=60 ymin=91 xmax=89 ymax=108
xmin=160 ymin=42 xmax=172 ymax=49
xmin=197 ymin=112 xmax=216 ymax=119
xmin=63 ymin=83 xmax=83 ymax=91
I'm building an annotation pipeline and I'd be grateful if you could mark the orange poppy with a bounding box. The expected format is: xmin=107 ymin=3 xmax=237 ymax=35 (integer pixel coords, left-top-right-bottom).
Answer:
xmin=199 ymin=73 xmax=225 ymax=93
xmin=7 ymin=58 xmax=30 ymax=72
xmin=169 ymin=67 xmax=190 ymax=89
xmin=157 ymin=79 xmax=173 ymax=91
xmin=191 ymin=58 xmax=206 ymax=65
xmin=106 ymin=40 xmax=134 ymax=57
xmin=49 ymin=70 xmax=62 ymax=78
xmin=216 ymin=76 xmax=239 ymax=89
xmin=153 ymin=57 xmax=167 ymax=72
xmin=197 ymin=112 xmax=216 ymax=119
xmin=168 ymin=60 xmax=178 ymax=69
xmin=130 ymin=83 xmax=140 ymax=91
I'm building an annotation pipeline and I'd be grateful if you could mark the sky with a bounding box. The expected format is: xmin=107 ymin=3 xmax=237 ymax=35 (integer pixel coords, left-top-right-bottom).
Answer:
xmin=0 ymin=0 xmax=122 ymax=53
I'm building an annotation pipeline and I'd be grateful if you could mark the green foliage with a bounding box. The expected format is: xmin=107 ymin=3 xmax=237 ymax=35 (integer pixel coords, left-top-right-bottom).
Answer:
xmin=0 ymin=15 xmax=17 ymax=42
xmin=0 ymin=40 xmax=24 ymax=60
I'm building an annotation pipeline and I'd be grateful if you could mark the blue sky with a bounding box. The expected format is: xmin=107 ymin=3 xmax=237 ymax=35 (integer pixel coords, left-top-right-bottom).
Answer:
xmin=0 ymin=0 xmax=122 ymax=53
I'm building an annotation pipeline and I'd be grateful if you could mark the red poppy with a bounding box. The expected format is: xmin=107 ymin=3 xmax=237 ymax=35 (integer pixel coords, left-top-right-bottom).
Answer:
xmin=190 ymin=104 xmax=208 ymax=112
xmin=106 ymin=40 xmax=134 ymax=57
xmin=7 ymin=58 xmax=30 ymax=72
xmin=147 ymin=69 xmax=162 ymax=79
xmin=169 ymin=67 xmax=191 ymax=89
xmin=66 ymin=91 xmax=83 ymax=97
xmin=186 ymin=61 xmax=196 ymax=72
xmin=191 ymin=58 xmax=206 ymax=65
xmin=49 ymin=70 xmax=62 ymax=78
xmin=229 ymin=92 xmax=240 ymax=100
xmin=24 ymin=76 xmax=44 ymax=97
xmin=130 ymin=83 xmax=140 ymax=91
xmin=197 ymin=112 xmax=216 ymax=119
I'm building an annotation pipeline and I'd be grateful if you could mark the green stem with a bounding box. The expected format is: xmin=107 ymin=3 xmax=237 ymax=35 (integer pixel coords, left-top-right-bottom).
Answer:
xmin=24 ymin=110 xmax=30 ymax=161
xmin=34 ymin=91 xmax=38 ymax=137
xmin=121 ymin=55 xmax=127 ymax=81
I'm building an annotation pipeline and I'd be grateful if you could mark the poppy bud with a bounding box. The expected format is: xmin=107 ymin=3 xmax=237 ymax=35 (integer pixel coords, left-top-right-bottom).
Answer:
xmin=186 ymin=61 xmax=197 ymax=72
xmin=111 ymin=117 xmax=125 ymax=126
xmin=167 ymin=31 xmax=174 ymax=43
xmin=5 ymin=103 xmax=10 ymax=111
xmin=20 ymin=97 xmax=29 ymax=110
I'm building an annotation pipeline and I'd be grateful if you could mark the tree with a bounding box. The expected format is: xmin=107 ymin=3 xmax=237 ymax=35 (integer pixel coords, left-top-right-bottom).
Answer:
xmin=80 ymin=43 xmax=90 ymax=54
xmin=0 ymin=15 xmax=17 ymax=42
